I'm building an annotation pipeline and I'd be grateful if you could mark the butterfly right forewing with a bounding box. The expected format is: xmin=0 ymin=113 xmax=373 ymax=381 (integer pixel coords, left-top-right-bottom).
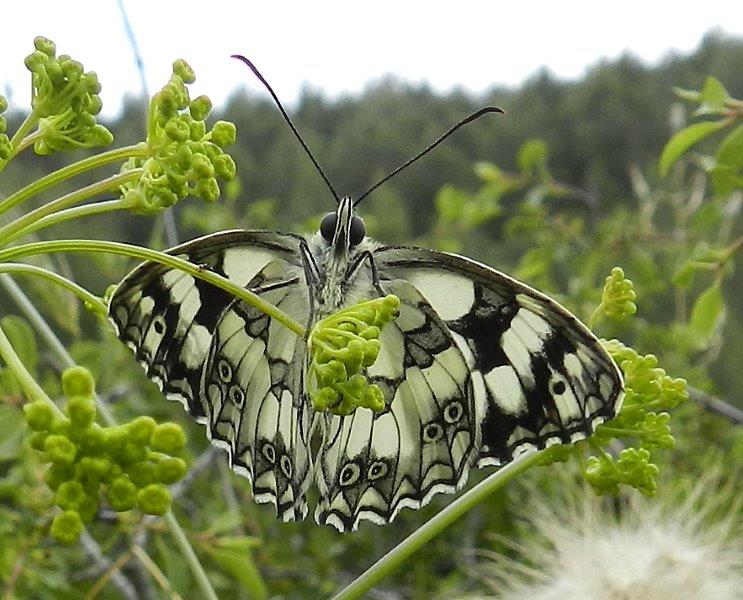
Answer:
xmin=373 ymin=245 xmax=624 ymax=466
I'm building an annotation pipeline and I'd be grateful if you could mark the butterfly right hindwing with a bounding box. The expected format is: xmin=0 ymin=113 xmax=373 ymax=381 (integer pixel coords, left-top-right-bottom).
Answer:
xmin=202 ymin=264 xmax=314 ymax=521
xmin=314 ymin=278 xmax=477 ymax=531
xmin=108 ymin=230 xmax=316 ymax=520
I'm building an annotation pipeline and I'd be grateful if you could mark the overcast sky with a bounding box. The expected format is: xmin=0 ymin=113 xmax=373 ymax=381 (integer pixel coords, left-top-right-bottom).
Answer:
xmin=1 ymin=1 xmax=741 ymax=117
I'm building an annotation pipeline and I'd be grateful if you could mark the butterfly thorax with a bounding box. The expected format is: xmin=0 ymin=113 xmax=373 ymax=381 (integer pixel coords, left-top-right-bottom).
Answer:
xmin=307 ymin=233 xmax=379 ymax=321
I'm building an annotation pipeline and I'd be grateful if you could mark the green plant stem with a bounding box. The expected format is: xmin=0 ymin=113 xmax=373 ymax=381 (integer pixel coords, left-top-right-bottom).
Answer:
xmin=0 ymin=111 xmax=41 ymax=171
xmin=0 ymin=320 xmax=64 ymax=418
xmin=0 ymin=239 xmax=306 ymax=337
xmin=15 ymin=129 xmax=43 ymax=155
xmin=0 ymin=263 xmax=107 ymax=315
xmin=0 ymin=143 xmax=147 ymax=216
xmin=10 ymin=199 xmax=132 ymax=241
xmin=597 ymin=425 xmax=642 ymax=438
xmin=332 ymin=451 xmax=544 ymax=600
xmin=164 ymin=512 xmax=219 ymax=600
xmin=0 ymin=170 xmax=142 ymax=245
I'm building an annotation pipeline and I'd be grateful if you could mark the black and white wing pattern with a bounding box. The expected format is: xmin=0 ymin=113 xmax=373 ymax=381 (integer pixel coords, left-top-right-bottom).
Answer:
xmin=108 ymin=230 xmax=315 ymax=520
xmin=314 ymin=245 xmax=623 ymax=531
xmin=315 ymin=278 xmax=476 ymax=531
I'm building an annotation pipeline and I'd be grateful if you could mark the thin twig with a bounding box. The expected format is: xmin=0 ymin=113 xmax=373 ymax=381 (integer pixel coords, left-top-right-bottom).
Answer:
xmin=84 ymin=549 xmax=133 ymax=600
xmin=689 ymin=386 xmax=743 ymax=424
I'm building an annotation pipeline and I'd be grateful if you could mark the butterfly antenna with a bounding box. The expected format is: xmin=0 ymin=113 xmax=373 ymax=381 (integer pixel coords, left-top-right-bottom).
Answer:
xmin=232 ymin=54 xmax=341 ymax=204
xmin=354 ymin=106 xmax=504 ymax=206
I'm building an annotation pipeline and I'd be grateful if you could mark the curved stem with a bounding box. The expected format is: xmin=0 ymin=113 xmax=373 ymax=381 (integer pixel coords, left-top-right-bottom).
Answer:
xmin=332 ymin=451 xmax=544 ymax=600
xmin=0 ymin=320 xmax=64 ymax=418
xmin=9 ymin=199 xmax=132 ymax=241
xmin=0 ymin=239 xmax=306 ymax=337
xmin=0 ymin=263 xmax=107 ymax=316
xmin=0 ymin=143 xmax=147 ymax=217
xmin=0 ymin=170 xmax=142 ymax=245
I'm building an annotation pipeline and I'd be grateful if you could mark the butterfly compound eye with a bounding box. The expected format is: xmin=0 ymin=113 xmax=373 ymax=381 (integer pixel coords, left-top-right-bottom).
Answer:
xmin=349 ymin=216 xmax=366 ymax=246
xmin=320 ymin=212 xmax=337 ymax=242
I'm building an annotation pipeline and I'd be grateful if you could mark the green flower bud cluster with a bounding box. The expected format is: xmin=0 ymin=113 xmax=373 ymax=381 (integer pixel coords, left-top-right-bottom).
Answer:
xmin=119 ymin=59 xmax=237 ymax=214
xmin=585 ymin=339 xmax=687 ymax=497
xmin=308 ymin=295 xmax=400 ymax=416
xmin=0 ymin=95 xmax=11 ymax=160
xmin=598 ymin=267 xmax=637 ymax=321
xmin=23 ymin=37 xmax=113 ymax=155
xmin=24 ymin=366 xmax=187 ymax=544
xmin=585 ymin=447 xmax=659 ymax=497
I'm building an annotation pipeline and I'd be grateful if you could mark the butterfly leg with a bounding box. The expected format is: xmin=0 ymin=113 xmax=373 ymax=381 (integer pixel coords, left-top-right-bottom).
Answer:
xmin=344 ymin=251 xmax=385 ymax=296
xmin=299 ymin=240 xmax=322 ymax=324
xmin=248 ymin=277 xmax=301 ymax=294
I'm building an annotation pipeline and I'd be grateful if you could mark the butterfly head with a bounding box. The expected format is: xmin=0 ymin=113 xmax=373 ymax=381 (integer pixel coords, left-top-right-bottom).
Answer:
xmin=320 ymin=196 xmax=366 ymax=255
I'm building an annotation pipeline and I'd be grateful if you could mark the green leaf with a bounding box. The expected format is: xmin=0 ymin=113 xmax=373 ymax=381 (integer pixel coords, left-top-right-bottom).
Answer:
xmin=659 ymin=121 xmax=726 ymax=176
xmin=672 ymin=86 xmax=700 ymax=103
xmin=0 ymin=316 xmax=37 ymax=374
xmin=671 ymin=261 xmax=697 ymax=289
xmin=207 ymin=547 xmax=267 ymax=600
xmin=434 ymin=185 xmax=466 ymax=223
xmin=0 ymin=405 xmax=25 ymax=460
xmin=215 ymin=535 xmax=261 ymax=553
xmin=711 ymin=124 xmax=743 ymax=195
xmin=517 ymin=139 xmax=548 ymax=177
xmin=711 ymin=165 xmax=743 ymax=197
xmin=689 ymin=284 xmax=724 ymax=344
xmin=695 ymin=76 xmax=730 ymax=116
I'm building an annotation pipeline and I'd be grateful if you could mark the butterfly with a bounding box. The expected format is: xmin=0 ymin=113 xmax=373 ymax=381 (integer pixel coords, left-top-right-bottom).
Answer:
xmin=107 ymin=57 xmax=624 ymax=532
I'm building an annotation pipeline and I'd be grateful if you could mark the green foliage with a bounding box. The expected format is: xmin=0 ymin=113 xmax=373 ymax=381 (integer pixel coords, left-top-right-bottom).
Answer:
xmin=24 ymin=366 xmax=188 ymax=544
xmin=308 ymin=295 xmax=400 ymax=415
xmin=689 ymin=282 xmax=725 ymax=344
xmin=661 ymin=76 xmax=743 ymax=187
xmin=119 ymin=60 xmax=237 ymax=214
xmin=0 ymin=94 xmax=11 ymax=159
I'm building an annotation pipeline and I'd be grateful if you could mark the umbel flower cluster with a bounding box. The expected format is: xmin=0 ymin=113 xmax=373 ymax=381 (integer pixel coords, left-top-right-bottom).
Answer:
xmin=308 ymin=295 xmax=401 ymax=416
xmin=587 ymin=339 xmax=687 ymax=496
xmin=24 ymin=367 xmax=187 ymax=544
xmin=118 ymin=59 xmax=237 ymax=214
xmin=23 ymin=36 xmax=113 ymax=155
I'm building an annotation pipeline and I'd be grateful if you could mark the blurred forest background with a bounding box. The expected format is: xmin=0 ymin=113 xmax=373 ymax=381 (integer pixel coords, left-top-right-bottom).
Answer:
xmin=1 ymin=30 xmax=742 ymax=599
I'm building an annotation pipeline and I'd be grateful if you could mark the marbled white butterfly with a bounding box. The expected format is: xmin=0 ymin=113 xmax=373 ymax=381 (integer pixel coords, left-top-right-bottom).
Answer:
xmin=108 ymin=58 xmax=623 ymax=532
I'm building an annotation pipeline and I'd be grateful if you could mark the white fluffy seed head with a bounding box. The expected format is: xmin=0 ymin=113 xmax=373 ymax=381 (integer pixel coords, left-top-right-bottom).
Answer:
xmin=475 ymin=467 xmax=743 ymax=600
